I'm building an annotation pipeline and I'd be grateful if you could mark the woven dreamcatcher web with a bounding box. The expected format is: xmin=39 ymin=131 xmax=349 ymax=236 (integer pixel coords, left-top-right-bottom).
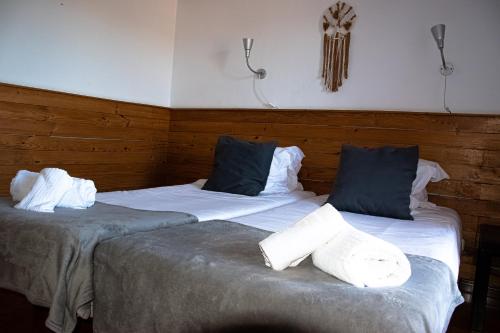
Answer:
xmin=321 ymin=2 xmax=357 ymax=92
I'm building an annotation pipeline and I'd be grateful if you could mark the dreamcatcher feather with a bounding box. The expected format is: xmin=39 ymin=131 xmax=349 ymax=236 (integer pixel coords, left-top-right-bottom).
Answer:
xmin=322 ymin=2 xmax=357 ymax=92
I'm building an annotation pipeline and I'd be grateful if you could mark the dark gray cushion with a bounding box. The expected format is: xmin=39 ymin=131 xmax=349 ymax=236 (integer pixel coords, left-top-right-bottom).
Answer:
xmin=203 ymin=136 xmax=277 ymax=196
xmin=326 ymin=145 xmax=419 ymax=220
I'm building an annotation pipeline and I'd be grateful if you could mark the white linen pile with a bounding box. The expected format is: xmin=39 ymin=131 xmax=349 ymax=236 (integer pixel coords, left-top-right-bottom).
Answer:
xmin=10 ymin=168 xmax=97 ymax=213
xmin=259 ymin=204 xmax=412 ymax=287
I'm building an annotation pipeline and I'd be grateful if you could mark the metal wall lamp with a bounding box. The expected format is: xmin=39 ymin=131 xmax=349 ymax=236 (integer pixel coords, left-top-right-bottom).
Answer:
xmin=242 ymin=38 xmax=267 ymax=79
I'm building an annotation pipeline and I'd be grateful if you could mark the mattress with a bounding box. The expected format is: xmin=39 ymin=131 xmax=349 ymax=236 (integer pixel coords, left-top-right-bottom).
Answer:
xmin=96 ymin=180 xmax=315 ymax=221
xmin=231 ymin=195 xmax=462 ymax=280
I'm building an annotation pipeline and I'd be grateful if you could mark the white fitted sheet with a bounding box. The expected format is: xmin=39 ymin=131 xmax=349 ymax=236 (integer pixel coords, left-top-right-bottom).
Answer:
xmin=231 ymin=195 xmax=462 ymax=280
xmin=96 ymin=180 xmax=315 ymax=222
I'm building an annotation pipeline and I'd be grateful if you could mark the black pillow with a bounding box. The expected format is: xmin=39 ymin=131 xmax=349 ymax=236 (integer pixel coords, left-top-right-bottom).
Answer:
xmin=326 ymin=145 xmax=419 ymax=220
xmin=202 ymin=136 xmax=277 ymax=196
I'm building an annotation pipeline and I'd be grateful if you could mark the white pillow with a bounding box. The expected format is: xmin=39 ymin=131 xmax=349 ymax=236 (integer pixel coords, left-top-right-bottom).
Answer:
xmin=261 ymin=146 xmax=305 ymax=194
xmin=410 ymin=159 xmax=449 ymax=209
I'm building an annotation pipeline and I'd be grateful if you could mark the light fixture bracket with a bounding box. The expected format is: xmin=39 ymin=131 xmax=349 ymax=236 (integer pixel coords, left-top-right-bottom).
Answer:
xmin=246 ymin=56 xmax=267 ymax=79
xmin=255 ymin=68 xmax=267 ymax=79
xmin=440 ymin=62 xmax=454 ymax=76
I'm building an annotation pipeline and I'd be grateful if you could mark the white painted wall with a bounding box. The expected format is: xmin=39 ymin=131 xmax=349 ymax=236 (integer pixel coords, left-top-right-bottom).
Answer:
xmin=171 ymin=0 xmax=500 ymax=113
xmin=0 ymin=0 xmax=177 ymax=106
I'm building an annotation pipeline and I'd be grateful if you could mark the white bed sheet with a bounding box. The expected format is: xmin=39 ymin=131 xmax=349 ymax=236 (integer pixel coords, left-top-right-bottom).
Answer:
xmin=96 ymin=180 xmax=315 ymax=222
xmin=231 ymin=195 xmax=462 ymax=280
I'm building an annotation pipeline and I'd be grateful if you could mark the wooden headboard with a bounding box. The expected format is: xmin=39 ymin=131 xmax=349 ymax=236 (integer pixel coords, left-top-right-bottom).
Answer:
xmin=0 ymin=83 xmax=170 ymax=195
xmin=168 ymin=109 xmax=500 ymax=282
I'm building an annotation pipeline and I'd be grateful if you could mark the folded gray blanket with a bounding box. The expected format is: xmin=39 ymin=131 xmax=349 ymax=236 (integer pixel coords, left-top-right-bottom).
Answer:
xmin=0 ymin=198 xmax=197 ymax=333
xmin=93 ymin=220 xmax=463 ymax=333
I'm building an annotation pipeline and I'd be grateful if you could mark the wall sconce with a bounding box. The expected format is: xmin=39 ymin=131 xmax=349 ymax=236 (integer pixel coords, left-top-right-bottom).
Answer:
xmin=430 ymin=24 xmax=454 ymax=76
xmin=242 ymin=38 xmax=267 ymax=79
xmin=431 ymin=24 xmax=454 ymax=113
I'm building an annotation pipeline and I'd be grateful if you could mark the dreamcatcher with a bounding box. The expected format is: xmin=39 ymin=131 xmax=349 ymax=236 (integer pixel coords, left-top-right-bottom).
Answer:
xmin=321 ymin=2 xmax=357 ymax=92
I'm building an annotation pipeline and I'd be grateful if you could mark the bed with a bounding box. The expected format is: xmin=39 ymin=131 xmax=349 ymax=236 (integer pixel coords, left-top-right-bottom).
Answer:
xmin=0 ymin=181 xmax=313 ymax=333
xmin=92 ymin=196 xmax=464 ymax=333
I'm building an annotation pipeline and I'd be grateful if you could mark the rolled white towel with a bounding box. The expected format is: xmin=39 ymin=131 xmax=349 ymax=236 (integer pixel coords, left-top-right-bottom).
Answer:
xmin=59 ymin=178 xmax=97 ymax=209
xmin=15 ymin=168 xmax=73 ymax=213
xmin=259 ymin=203 xmax=349 ymax=271
xmin=10 ymin=170 xmax=39 ymax=202
xmin=10 ymin=169 xmax=97 ymax=209
xmin=312 ymin=214 xmax=412 ymax=288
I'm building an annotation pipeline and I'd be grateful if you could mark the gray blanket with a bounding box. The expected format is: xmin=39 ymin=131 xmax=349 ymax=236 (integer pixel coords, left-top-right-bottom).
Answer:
xmin=0 ymin=198 xmax=197 ymax=333
xmin=93 ymin=220 xmax=464 ymax=333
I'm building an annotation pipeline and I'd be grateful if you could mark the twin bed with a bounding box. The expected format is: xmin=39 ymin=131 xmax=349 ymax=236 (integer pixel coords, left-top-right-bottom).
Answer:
xmin=91 ymin=190 xmax=463 ymax=333
xmin=0 ymin=146 xmax=464 ymax=332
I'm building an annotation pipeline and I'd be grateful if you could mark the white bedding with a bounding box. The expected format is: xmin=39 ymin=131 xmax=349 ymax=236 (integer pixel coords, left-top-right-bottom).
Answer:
xmin=231 ymin=195 xmax=462 ymax=280
xmin=96 ymin=180 xmax=315 ymax=222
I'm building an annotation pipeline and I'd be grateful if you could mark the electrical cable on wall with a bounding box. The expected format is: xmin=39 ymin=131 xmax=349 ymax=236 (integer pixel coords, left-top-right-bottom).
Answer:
xmin=252 ymin=77 xmax=277 ymax=109
xmin=443 ymin=76 xmax=451 ymax=114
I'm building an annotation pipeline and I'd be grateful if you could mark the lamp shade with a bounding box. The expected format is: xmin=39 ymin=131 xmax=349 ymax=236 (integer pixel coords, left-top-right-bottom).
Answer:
xmin=243 ymin=38 xmax=254 ymax=52
xmin=431 ymin=24 xmax=445 ymax=49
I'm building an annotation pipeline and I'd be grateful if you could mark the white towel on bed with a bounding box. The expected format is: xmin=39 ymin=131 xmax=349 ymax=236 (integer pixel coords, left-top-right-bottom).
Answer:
xmin=312 ymin=208 xmax=412 ymax=288
xmin=11 ymin=169 xmax=96 ymax=210
xmin=259 ymin=203 xmax=348 ymax=270
xmin=15 ymin=168 xmax=74 ymax=213
xmin=59 ymin=178 xmax=97 ymax=209
xmin=10 ymin=170 xmax=39 ymax=202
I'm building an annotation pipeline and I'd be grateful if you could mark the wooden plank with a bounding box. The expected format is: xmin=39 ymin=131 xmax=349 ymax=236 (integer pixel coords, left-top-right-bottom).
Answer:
xmin=0 ymin=134 xmax=167 ymax=152
xmin=0 ymin=117 xmax=55 ymax=135
xmin=168 ymin=133 xmax=488 ymax=169
xmin=481 ymin=184 xmax=500 ymax=201
xmin=172 ymin=109 xmax=500 ymax=134
xmin=50 ymin=120 xmax=168 ymax=141
xmin=168 ymin=145 xmax=499 ymax=188
xmin=0 ymin=150 xmax=167 ymax=166
xmin=442 ymin=164 xmax=500 ymax=185
xmin=427 ymin=181 xmax=481 ymax=199
xmin=0 ymin=84 xmax=168 ymax=119
xmin=484 ymin=150 xmax=500 ymax=168
xmin=299 ymin=180 xmax=332 ymax=195
xmin=170 ymin=120 xmax=500 ymax=150
xmin=172 ymin=109 xmax=378 ymax=127
xmin=430 ymin=196 xmax=500 ymax=219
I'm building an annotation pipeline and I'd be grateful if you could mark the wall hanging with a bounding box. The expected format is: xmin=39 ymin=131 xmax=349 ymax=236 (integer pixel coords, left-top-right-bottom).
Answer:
xmin=321 ymin=2 xmax=357 ymax=92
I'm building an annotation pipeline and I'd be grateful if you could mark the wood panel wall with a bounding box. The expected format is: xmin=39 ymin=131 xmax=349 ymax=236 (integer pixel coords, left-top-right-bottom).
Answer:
xmin=168 ymin=109 xmax=500 ymax=283
xmin=0 ymin=83 xmax=170 ymax=195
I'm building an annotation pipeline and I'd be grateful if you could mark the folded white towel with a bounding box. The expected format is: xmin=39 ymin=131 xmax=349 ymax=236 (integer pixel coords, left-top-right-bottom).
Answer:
xmin=312 ymin=208 xmax=412 ymax=287
xmin=15 ymin=168 xmax=74 ymax=213
xmin=59 ymin=178 xmax=97 ymax=209
xmin=259 ymin=204 xmax=349 ymax=271
xmin=10 ymin=170 xmax=39 ymax=202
